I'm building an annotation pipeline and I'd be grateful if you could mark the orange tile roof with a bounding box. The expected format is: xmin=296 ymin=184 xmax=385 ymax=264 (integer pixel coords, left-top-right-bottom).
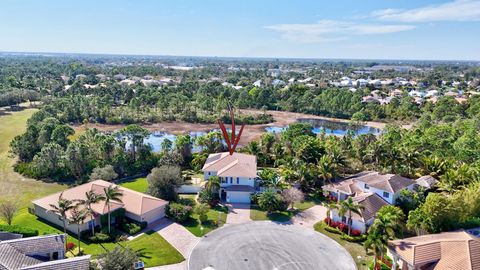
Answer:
xmin=32 ymin=180 xmax=167 ymax=220
xmin=388 ymin=231 xmax=480 ymax=270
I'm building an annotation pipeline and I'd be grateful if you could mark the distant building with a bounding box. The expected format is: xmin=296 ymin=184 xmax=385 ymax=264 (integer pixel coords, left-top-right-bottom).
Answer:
xmin=253 ymin=80 xmax=262 ymax=87
xmin=113 ymin=74 xmax=127 ymax=81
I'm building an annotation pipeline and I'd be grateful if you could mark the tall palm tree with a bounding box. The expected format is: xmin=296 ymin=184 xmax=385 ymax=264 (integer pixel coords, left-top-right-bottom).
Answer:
xmin=339 ymin=197 xmax=364 ymax=236
xmin=48 ymin=193 xmax=76 ymax=250
xmin=324 ymin=201 xmax=338 ymax=226
xmin=364 ymin=230 xmax=387 ymax=270
xmin=372 ymin=205 xmax=404 ymax=239
xmin=68 ymin=207 xmax=87 ymax=255
xmin=104 ymin=185 xmax=123 ymax=234
xmin=318 ymin=155 xmax=336 ymax=185
xmin=205 ymin=176 xmax=221 ymax=193
xmin=78 ymin=190 xmax=106 ymax=236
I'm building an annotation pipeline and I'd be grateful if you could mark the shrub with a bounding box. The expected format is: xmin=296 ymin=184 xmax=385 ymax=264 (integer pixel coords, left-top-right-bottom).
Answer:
xmin=0 ymin=224 xmax=38 ymax=237
xmin=258 ymin=189 xmax=283 ymax=212
xmin=178 ymin=197 xmax=197 ymax=207
xmin=166 ymin=202 xmax=192 ymax=223
xmin=330 ymin=221 xmax=338 ymax=228
xmin=340 ymin=233 xmax=367 ymax=243
xmin=250 ymin=193 xmax=261 ymax=205
xmin=66 ymin=242 xmax=75 ymax=251
xmin=324 ymin=225 xmax=342 ymax=235
xmin=324 ymin=217 xmax=331 ymax=224
xmin=88 ymin=232 xmax=111 ymax=243
xmin=121 ymin=222 xmax=142 ymax=235
xmin=337 ymin=222 xmax=348 ymax=233
xmin=198 ymin=189 xmax=218 ymax=207
xmin=351 ymin=229 xmax=362 ymax=236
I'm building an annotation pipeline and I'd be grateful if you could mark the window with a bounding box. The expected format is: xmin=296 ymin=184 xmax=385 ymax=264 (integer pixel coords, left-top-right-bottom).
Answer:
xmin=230 ymin=177 xmax=233 ymax=184
xmin=208 ymin=172 xmax=211 ymax=175
xmin=364 ymin=183 xmax=370 ymax=189
xmin=236 ymin=177 xmax=239 ymax=184
xmin=52 ymin=251 xmax=59 ymax=260
xmin=383 ymin=192 xmax=389 ymax=198
xmin=341 ymin=216 xmax=347 ymax=223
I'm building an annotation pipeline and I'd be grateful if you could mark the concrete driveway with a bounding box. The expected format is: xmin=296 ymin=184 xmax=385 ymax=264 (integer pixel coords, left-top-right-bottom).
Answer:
xmin=291 ymin=205 xmax=327 ymax=227
xmin=226 ymin=203 xmax=251 ymax=224
xmin=150 ymin=218 xmax=199 ymax=258
xmin=188 ymin=221 xmax=356 ymax=270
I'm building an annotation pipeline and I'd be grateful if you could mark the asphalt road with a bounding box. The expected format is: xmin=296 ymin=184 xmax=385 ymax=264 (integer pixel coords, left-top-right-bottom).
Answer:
xmin=188 ymin=222 xmax=356 ymax=270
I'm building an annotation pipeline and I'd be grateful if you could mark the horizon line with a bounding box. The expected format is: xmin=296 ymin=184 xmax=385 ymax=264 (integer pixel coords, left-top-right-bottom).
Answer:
xmin=1 ymin=50 xmax=479 ymax=63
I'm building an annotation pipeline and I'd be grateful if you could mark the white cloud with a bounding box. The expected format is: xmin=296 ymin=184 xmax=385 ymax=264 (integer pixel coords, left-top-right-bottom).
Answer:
xmin=265 ymin=20 xmax=415 ymax=43
xmin=373 ymin=0 xmax=480 ymax=22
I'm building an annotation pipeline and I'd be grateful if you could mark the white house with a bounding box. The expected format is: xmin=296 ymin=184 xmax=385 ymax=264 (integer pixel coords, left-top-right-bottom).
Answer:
xmin=323 ymin=171 xmax=415 ymax=233
xmin=202 ymin=152 xmax=257 ymax=204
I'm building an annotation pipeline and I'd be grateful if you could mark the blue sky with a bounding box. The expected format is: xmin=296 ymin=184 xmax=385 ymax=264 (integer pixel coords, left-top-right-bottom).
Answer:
xmin=0 ymin=0 xmax=479 ymax=60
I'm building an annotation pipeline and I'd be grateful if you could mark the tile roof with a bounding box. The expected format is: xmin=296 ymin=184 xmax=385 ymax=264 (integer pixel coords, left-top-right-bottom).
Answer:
xmin=32 ymin=180 xmax=167 ymax=220
xmin=322 ymin=178 xmax=363 ymax=195
xmin=202 ymin=152 xmax=257 ymax=178
xmin=0 ymin=235 xmax=66 ymax=270
xmin=351 ymin=171 xmax=414 ymax=193
xmin=388 ymin=231 xmax=480 ymax=270
xmin=351 ymin=193 xmax=389 ymax=222
xmin=415 ymin=175 xmax=438 ymax=189
xmin=20 ymin=255 xmax=91 ymax=270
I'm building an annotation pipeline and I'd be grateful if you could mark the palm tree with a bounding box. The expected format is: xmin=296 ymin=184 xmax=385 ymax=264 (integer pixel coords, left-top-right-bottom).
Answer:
xmin=324 ymin=201 xmax=338 ymax=226
xmin=339 ymin=197 xmax=364 ymax=236
xmin=104 ymin=185 xmax=123 ymax=234
xmin=318 ymin=155 xmax=336 ymax=185
xmin=48 ymin=193 xmax=76 ymax=250
xmin=205 ymin=176 xmax=221 ymax=193
xmin=68 ymin=207 xmax=87 ymax=255
xmin=78 ymin=190 xmax=106 ymax=236
xmin=372 ymin=205 xmax=405 ymax=239
xmin=327 ymin=147 xmax=348 ymax=176
xmin=364 ymin=230 xmax=387 ymax=270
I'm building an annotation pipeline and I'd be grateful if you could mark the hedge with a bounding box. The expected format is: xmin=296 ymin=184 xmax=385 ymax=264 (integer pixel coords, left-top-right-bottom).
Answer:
xmin=0 ymin=224 xmax=39 ymax=237
xmin=340 ymin=233 xmax=367 ymax=243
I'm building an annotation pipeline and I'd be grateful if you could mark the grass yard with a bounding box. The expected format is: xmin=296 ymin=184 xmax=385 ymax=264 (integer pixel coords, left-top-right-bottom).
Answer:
xmin=314 ymin=222 xmax=372 ymax=270
xmin=4 ymin=210 xmax=184 ymax=267
xmin=120 ymin=177 xmax=149 ymax=193
xmin=126 ymin=231 xmax=185 ymax=267
xmin=293 ymin=195 xmax=323 ymax=211
xmin=182 ymin=204 xmax=228 ymax=236
xmin=250 ymin=205 xmax=294 ymax=222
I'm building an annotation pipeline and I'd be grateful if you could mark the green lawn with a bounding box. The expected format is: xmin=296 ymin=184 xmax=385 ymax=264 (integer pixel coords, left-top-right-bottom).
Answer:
xmin=4 ymin=210 xmax=184 ymax=267
xmin=293 ymin=196 xmax=323 ymax=211
xmin=0 ymin=107 xmax=65 ymax=209
xmin=314 ymin=222 xmax=372 ymax=270
xmin=120 ymin=177 xmax=149 ymax=193
xmin=250 ymin=205 xmax=294 ymax=222
xmin=126 ymin=231 xmax=185 ymax=267
xmin=181 ymin=205 xmax=228 ymax=236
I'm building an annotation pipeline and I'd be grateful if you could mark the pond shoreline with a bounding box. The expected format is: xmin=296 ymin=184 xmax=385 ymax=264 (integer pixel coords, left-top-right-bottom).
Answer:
xmin=72 ymin=109 xmax=399 ymax=144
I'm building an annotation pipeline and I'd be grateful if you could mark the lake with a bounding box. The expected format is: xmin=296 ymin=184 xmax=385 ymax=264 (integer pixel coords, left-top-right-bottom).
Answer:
xmin=265 ymin=118 xmax=381 ymax=136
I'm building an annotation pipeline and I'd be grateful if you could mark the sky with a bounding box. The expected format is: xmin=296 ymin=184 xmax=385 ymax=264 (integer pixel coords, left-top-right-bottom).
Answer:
xmin=0 ymin=0 xmax=479 ymax=60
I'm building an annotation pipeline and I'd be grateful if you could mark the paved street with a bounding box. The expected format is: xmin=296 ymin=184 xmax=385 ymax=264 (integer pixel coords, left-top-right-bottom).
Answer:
xmin=189 ymin=221 xmax=356 ymax=270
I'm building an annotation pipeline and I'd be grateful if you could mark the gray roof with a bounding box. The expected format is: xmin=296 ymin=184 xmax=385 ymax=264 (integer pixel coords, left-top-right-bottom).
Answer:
xmin=353 ymin=171 xmax=414 ymax=193
xmin=0 ymin=235 xmax=66 ymax=270
xmin=224 ymin=185 xmax=256 ymax=192
xmin=415 ymin=175 xmax=438 ymax=189
xmin=20 ymin=256 xmax=91 ymax=270
xmin=0 ymin=232 xmax=22 ymax=241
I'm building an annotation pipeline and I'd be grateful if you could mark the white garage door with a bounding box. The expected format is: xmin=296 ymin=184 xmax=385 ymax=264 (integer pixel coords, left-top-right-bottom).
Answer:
xmin=227 ymin=191 xmax=251 ymax=203
xmin=141 ymin=206 xmax=166 ymax=224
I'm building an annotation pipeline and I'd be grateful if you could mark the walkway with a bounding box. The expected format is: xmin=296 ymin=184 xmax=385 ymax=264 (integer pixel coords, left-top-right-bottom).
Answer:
xmin=149 ymin=218 xmax=200 ymax=258
xmin=226 ymin=203 xmax=251 ymax=224
xmin=291 ymin=204 xmax=327 ymax=227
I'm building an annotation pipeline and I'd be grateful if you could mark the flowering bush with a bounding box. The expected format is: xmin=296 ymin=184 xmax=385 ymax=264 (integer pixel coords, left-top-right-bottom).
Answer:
xmin=330 ymin=221 xmax=338 ymax=228
xmin=324 ymin=217 xmax=331 ymax=224
xmin=351 ymin=229 xmax=361 ymax=236
xmin=66 ymin=242 xmax=75 ymax=251
xmin=337 ymin=222 xmax=348 ymax=233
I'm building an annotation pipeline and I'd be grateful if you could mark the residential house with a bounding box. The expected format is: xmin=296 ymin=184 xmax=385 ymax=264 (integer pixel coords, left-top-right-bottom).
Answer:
xmin=253 ymin=80 xmax=262 ymax=87
xmin=202 ymin=152 xmax=257 ymax=203
xmin=415 ymin=175 xmax=438 ymax=190
xmin=322 ymin=171 xmax=415 ymax=233
xmin=113 ymin=74 xmax=127 ymax=81
xmin=0 ymin=234 xmax=90 ymax=270
xmin=388 ymin=230 xmax=480 ymax=270
xmin=32 ymin=180 xmax=168 ymax=234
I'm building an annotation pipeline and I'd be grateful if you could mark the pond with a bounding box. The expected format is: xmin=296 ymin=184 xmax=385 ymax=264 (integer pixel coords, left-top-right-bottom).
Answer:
xmin=125 ymin=131 xmax=208 ymax=153
xmin=265 ymin=118 xmax=381 ymax=136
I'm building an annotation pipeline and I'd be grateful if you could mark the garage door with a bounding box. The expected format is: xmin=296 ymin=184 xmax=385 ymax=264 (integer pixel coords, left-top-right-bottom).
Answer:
xmin=141 ymin=206 xmax=166 ymax=224
xmin=227 ymin=191 xmax=251 ymax=203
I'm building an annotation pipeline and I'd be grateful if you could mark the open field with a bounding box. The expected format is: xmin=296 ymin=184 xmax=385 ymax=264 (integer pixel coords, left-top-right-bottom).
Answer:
xmin=0 ymin=106 xmax=65 ymax=208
